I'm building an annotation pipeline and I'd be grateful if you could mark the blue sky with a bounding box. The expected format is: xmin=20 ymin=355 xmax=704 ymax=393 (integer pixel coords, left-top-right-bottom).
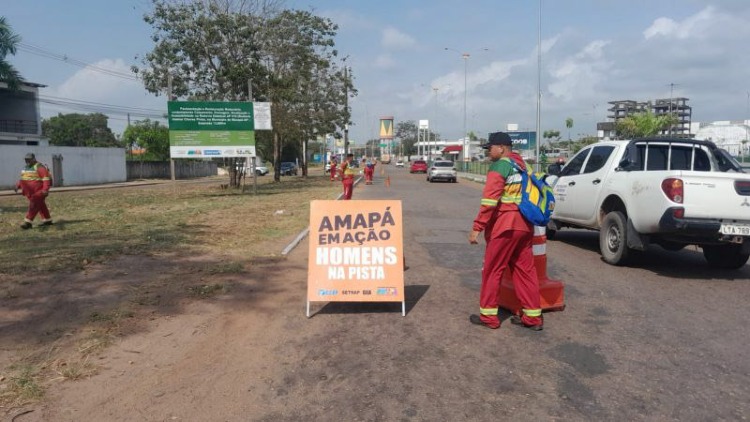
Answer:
xmin=5 ymin=0 xmax=750 ymax=144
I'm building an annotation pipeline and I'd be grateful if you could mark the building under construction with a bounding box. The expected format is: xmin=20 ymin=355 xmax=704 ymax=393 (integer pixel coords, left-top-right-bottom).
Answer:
xmin=598 ymin=98 xmax=692 ymax=139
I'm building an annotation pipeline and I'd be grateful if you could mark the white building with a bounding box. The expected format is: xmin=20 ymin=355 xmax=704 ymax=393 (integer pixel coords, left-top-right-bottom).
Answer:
xmin=692 ymin=120 xmax=750 ymax=156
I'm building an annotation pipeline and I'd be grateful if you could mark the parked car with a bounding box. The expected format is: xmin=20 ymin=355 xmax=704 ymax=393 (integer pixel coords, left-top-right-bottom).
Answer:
xmin=410 ymin=160 xmax=428 ymax=173
xmin=395 ymin=160 xmax=404 ymax=168
xmin=254 ymin=165 xmax=269 ymax=176
xmin=280 ymin=162 xmax=298 ymax=176
xmin=427 ymin=160 xmax=457 ymax=183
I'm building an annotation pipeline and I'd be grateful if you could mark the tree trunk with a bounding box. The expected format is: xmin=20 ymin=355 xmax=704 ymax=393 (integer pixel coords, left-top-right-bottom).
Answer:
xmin=273 ymin=131 xmax=281 ymax=182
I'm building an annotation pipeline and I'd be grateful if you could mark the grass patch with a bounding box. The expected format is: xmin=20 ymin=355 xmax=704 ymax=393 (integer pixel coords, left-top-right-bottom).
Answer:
xmin=51 ymin=358 xmax=98 ymax=381
xmin=187 ymin=283 xmax=227 ymax=298
xmin=0 ymin=365 xmax=44 ymax=405
xmin=0 ymin=175 xmax=339 ymax=277
xmin=206 ymin=261 xmax=244 ymax=274
xmin=77 ymin=330 xmax=114 ymax=356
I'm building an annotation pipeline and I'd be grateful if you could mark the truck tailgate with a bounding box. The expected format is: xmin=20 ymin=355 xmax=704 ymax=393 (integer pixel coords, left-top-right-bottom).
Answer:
xmin=682 ymin=172 xmax=750 ymax=221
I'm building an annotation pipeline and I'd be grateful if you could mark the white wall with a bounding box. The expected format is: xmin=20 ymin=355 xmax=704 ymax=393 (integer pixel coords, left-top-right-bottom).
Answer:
xmin=0 ymin=146 xmax=126 ymax=189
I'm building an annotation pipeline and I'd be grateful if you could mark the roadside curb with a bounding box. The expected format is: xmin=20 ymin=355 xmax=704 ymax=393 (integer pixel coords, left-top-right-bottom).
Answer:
xmin=280 ymin=176 xmax=363 ymax=256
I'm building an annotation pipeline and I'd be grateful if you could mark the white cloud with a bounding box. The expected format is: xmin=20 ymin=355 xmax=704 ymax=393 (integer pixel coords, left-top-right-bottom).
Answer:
xmin=381 ymin=26 xmax=417 ymax=50
xmin=548 ymin=40 xmax=611 ymax=102
xmin=374 ymin=54 xmax=396 ymax=69
xmin=44 ymin=58 xmax=166 ymax=134
xmin=643 ymin=6 xmax=716 ymax=40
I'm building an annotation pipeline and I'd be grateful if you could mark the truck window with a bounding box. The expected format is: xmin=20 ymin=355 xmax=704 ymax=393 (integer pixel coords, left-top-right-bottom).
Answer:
xmin=693 ymin=149 xmax=711 ymax=171
xmin=560 ymin=148 xmax=589 ymax=176
xmin=583 ymin=146 xmax=615 ymax=174
xmin=646 ymin=145 xmax=669 ymax=171
xmin=670 ymin=146 xmax=692 ymax=170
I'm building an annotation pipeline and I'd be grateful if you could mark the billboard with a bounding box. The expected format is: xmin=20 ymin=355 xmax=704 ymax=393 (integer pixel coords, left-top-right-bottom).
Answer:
xmin=168 ymin=101 xmax=255 ymax=158
xmin=380 ymin=116 xmax=394 ymax=139
xmin=307 ymin=200 xmax=405 ymax=315
xmin=507 ymin=131 xmax=537 ymax=151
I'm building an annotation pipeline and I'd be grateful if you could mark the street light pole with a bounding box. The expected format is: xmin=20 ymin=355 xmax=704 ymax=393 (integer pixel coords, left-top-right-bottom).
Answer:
xmin=535 ymin=0 xmax=542 ymax=172
xmin=462 ymin=53 xmax=470 ymax=162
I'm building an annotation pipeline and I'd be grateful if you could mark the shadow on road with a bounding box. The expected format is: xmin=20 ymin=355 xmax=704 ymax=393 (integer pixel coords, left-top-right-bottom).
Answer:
xmin=551 ymin=230 xmax=750 ymax=281
xmin=312 ymin=284 xmax=430 ymax=316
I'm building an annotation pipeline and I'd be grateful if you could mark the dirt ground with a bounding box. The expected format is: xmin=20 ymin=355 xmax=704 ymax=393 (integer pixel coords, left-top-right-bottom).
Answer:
xmin=3 ymin=230 xmax=498 ymax=422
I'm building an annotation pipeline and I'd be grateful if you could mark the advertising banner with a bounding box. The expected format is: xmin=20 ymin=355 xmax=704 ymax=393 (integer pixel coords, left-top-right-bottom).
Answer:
xmin=507 ymin=131 xmax=537 ymax=151
xmin=380 ymin=116 xmax=394 ymax=139
xmin=168 ymin=101 xmax=255 ymax=158
xmin=307 ymin=200 xmax=405 ymax=315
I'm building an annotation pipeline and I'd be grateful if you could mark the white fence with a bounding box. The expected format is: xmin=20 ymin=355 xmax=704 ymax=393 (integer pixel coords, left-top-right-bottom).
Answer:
xmin=0 ymin=146 xmax=126 ymax=189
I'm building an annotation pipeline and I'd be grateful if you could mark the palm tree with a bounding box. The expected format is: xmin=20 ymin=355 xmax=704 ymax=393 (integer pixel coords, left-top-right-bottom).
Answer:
xmin=565 ymin=117 xmax=574 ymax=140
xmin=0 ymin=17 xmax=22 ymax=89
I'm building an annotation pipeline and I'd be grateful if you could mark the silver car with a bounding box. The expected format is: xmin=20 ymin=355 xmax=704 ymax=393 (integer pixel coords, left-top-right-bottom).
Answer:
xmin=427 ymin=160 xmax=457 ymax=183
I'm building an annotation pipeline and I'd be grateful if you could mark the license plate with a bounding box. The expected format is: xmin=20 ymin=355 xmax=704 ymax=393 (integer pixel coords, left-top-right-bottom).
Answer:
xmin=720 ymin=224 xmax=750 ymax=236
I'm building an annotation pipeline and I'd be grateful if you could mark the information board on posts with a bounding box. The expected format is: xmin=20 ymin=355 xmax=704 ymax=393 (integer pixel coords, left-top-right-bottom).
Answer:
xmin=167 ymin=101 xmax=255 ymax=158
xmin=308 ymin=200 xmax=405 ymax=308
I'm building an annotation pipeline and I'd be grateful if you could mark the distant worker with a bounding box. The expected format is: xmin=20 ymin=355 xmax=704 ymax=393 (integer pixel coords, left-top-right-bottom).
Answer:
xmin=329 ymin=157 xmax=338 ymax=181
xmin=339 ymin=153 xmax=356 ymax=199
xmin=364 ymin=160 xmax=376 ymax=185
xmin=468 ymin=132 xmax=543 ymax=331
xmin=14 ymin=153 xmax=53 ymax=229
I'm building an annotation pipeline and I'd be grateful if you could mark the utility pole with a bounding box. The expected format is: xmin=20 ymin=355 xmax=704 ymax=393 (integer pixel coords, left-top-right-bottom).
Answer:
xmin=343 ymin=66 xmax=349 ymax=156
xmin=168 ymin=74 xmax=175 ymax=181
xmin=535 ymin=0 xmax=542 ymax=172
xmin=248 ymin=78 xmax=257 ymax=195
xmin=668 ymin=82 xmax=679 ymax=136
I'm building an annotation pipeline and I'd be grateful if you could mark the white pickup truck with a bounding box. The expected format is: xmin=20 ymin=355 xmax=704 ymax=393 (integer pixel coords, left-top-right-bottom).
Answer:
xmin=546 ymin=138 xmax=750 ymax=269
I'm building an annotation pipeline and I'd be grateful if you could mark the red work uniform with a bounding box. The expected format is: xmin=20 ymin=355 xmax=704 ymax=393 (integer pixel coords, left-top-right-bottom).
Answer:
xmin=364 ymin=162 xmax=375 ymax=184
xmin=340 ymin=161 xmax=355 ymax=200
xmin=17 ymin=162 xmax=53 ymax=224
xmin=473 ymin=152 xmax=542 ymax=328
xmin=329 ymin=160 xmax=337 ymax=181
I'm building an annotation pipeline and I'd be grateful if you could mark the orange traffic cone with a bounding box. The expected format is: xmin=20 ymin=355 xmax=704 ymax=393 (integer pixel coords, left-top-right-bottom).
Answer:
xmin=498 ymin=226 xmax=566 ymax=315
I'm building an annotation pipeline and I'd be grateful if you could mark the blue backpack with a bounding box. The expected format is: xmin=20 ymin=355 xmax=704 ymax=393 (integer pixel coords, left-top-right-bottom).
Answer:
xmin=505 ymin=159 xmax=555 ymax=226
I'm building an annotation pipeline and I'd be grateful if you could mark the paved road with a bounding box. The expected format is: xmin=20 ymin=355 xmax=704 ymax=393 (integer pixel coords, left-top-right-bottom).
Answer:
xmin=354 ymin=165 xmax=750 ymax=420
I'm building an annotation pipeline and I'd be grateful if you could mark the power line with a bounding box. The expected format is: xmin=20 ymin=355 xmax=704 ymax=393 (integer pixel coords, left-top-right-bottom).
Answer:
xmin=17 ymin=42 xmax=140 ymax=82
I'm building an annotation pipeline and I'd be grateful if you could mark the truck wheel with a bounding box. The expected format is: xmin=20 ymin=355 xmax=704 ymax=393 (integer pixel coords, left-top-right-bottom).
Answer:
xmin=600 ymin=211 xmax=630 ymax=265
xmin=546 ymin=228 xmax=557 ymax=240
xmin=703 ymin=244 xmax=750 ymax=269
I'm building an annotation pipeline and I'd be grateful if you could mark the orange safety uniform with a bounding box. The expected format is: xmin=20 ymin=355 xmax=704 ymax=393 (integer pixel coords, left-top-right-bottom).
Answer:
xmin=473 ymin=152 xmax=542 ymax=328
xmin=16 ymin=162 xmax=53 ymax=224
xmin=340 ymin=160 xmax=355 ymax=200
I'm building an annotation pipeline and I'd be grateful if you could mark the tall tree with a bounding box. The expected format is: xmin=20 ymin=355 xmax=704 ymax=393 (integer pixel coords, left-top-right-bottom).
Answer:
xmin=42 ymin=113 xmax=120 ymax=147
xmin=122 ymin=119 xmax=170 ymax=160
xmin=135 ymin=0 xmax=350 ymax=184
xmin=0 ymin=16 xmax=23 ymax=89
xmin=615 ymin=111 xmax=678 ymax=139
xmin=395 ymin=120 xmax=418 ymax=156
xmin=565 ymin=117 xmax=574 ymax=141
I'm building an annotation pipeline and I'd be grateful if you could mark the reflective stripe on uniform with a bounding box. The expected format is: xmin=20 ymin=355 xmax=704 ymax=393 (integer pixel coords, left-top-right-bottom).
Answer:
xmin=534 ymin=226 xmax=546 ymax=236
xmin=480 ymin=198 xmax=498 ymax=206
xmin=480 ymin=307 xmax=498 ymax=316
xmin=522 ymin=308 xmax=542 ymax=317
xmin=532 ymin=244 xmax=546 ymax=256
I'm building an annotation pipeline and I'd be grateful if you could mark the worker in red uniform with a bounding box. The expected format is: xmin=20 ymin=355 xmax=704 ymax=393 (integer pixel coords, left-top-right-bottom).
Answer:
xmin=14 ymin=153 xmax=53 ymax=229
xmin=339 ymin=153 xmax=355 ymax=199
xmin=364 ymin=160 xmax=376 ymax=185
xmin=468 ymin=132 xmax=543 ymax=330
xmin=329 ymin=157 xmax=337 ymax=182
